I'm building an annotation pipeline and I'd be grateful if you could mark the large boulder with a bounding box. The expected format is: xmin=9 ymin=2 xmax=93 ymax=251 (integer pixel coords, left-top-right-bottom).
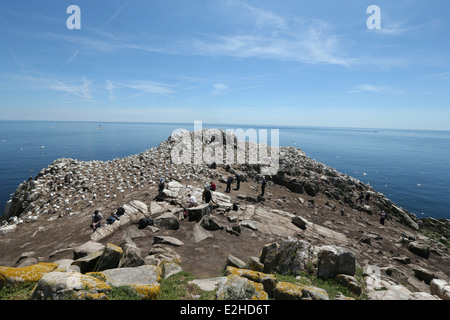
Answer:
xmin=189 ymin=224 xmax=213 ymax=243
xmin=261 ymin=240 xmax=313 ymax=276
xmin=31 ymin=271 xmax=111 ymax=300
xmin=291 ymin=215 xmax=307 ymax=230
xmin=94 ymin=243 xmax=123 ymax=272
xmin=186 ymin=203 xmax=212 ymax=222
xmin=407 ymin=241 xmax=430 ymax=259
xmin=0 ymin=263 xmax=58 ymax=288
xmin=71 ymin=250 xmax=103 ymax=274
xmin=316 ymin=245 xmax=356 ymax=280
xmin=95 ymin=265 xmax=162 ymax=300
xmin=430 ymin=279 xmax=450 ymax=300
xmin=215 ymin=274 xmax=268 ymax=300
xmin=119 ymin=238 xmax=146 ymax=268
xmin=73 ymin=241 xmax=105 ymax=260
xmin=274 ymin=281 xmax=329 ymax=300
xmin=225 ymin=266 xmax=276 ymax=298
xmin=199 ymin=216 xmax=223 ymax=231
xmin=153 ymin=212 xmax=180 ymax=230
xmin=122 ymin=200 xmax=149 ymax=220
xmin=412 ymin=265 xmax=437 ymax=285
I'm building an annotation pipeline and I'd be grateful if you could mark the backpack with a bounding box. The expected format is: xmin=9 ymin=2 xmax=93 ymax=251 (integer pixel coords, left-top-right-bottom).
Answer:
xmin=138 ymin=218 xmax=153 ymax=229
xmin=116 ymin=207 xmax=125 ymax=216
xmin=106 ymin=216 xmax=116 ymax=225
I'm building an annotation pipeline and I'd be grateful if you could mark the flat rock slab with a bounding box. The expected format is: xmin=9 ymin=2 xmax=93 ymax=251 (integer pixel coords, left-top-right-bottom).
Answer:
xmin=100 ymin=265 xmax=161 ymax=287
xmin=154 ymin=235 xmax=184 ymax=247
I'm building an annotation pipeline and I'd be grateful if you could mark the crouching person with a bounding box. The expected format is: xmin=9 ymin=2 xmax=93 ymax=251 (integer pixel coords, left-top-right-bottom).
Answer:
xmin=90 ymin=210 xmax=103 ymax=232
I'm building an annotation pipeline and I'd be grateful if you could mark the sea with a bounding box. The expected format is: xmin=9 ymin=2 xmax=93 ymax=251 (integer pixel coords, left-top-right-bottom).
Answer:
xmin=0 ymin=120 xmax=449 ymax=220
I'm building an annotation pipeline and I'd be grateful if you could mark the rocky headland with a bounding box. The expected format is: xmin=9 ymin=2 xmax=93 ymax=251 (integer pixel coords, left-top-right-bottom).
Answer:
xmin=0 ymin=128 xmax=449 ymax=300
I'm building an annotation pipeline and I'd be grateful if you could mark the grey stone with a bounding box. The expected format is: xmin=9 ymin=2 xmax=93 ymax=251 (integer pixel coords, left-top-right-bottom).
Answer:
xmin=186 ymin=203 xmax=212 ymax=222
xmin=153 ymin=212 xmax=180 ymax=230
xmin=316 ymin=245 xmax=356 ymax=280
xmin=154 ymin=235 xmax=184 ymax=247
xmin=262 ymin=240 xmax=313 ymax=276
xmin=199 ymin=216 xmax=223 ymax=231
xmin=226 ymin=254 xmax=246 ymax=269
xmin=407 ymin=241 xmax=430 ymax=259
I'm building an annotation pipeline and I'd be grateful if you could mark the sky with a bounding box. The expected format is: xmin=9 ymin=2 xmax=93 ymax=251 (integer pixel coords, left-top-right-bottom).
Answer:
xmin=1 ymin=0 xmax=450 ymax=130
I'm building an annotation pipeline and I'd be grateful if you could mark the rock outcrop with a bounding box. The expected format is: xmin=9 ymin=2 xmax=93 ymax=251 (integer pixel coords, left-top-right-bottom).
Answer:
xmin=0 ymin=128 xmax=448 ymax=300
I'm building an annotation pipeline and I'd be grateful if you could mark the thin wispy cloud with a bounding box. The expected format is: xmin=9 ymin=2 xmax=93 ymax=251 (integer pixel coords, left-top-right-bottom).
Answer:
xmin=105 ymin=80 xmax=175 ymax=100
xmin=184 ymin=4 xmax=349 ymax=66
xmin=49 ymin=77 xmax=93 ymax=100
xmin=226 ymin=0 xmax=288 ymax=31
xmin=47 ymin=1 xmax=349 ymax=67
xmin=1 ymin=69 xmax=96 ymax=102
xmin=106 ymin=80 xmax=117 ymax=100
xmin=56 ymin=0 xmax=133 ymax=70
xmin=349 ymin=84 xmax=405 ymax=95
xmin=187 ymin=29 xmax=348 ymax=66
xmin=211 ymin=83 xmax=228 ymax=95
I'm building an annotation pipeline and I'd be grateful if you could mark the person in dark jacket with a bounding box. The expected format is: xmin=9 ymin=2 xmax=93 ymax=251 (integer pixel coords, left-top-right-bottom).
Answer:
xmin=158 ymin=178 xmax=165 ymax=196
xmin=235 ymin=174 xmax=240 ymax=190
xmin=203 ymin=187 xmax=212 ymax=203
xmin=226 ymin=176 xmax=232 ymax=193
xmin=261 ymin=177 xmax=266 ymax=196
xmin=91 ymin=210 xmax=103 ymax=232
xmin=380 ymin=211 xmax=387 ymax=225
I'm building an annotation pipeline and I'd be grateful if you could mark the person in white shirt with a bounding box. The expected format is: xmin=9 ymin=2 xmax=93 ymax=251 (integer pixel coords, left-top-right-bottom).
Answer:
xmin=187 ymin=194 xmax=198 ymax=207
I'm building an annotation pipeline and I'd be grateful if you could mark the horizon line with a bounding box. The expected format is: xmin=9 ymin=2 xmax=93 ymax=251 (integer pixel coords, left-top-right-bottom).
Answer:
xmin=0 ymin=118 xmax=449 ymax=133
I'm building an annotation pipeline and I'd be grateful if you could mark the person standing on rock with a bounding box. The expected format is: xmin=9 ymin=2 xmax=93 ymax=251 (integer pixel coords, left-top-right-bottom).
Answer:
xmin=91 ymin=210 xmax=103 ymax=232
xmin=357 ymin=192 xmax=364 ymax=204
xmin=203 ymin=187 xmax=212 ymax=204
xmin=158 ymin=178 xmax=165 ymax=196
xmin=226 ymin=176 xmax=232 ymax=193
xmin=235 ymin=174 xmax=240 ymax=190
xmin=379 ymin=210 xmax=387 ymax=225
xmin=27 ymin=176 xmax=35 ymax=190
xmin=261 ymin=176 xmax=266 ymax=196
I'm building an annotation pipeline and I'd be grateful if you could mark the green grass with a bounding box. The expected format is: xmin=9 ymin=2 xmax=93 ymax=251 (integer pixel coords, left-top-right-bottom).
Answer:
xmin=0 ymin=269 xmax=367 ymax=300
xmin=274 ymin=266 xmax=368 ymax=300
xmin=159 ymin=271 xmax=215 ymax=300
xmin=0 ymin=282 xmax=37 ymax=300
xmin=106 ymin=286 xmax=141 ymax=300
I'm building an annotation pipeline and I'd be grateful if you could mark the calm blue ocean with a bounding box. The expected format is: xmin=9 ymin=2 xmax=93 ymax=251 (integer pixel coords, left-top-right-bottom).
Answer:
xmin=1 ymin=120 xmax=449 ymax=220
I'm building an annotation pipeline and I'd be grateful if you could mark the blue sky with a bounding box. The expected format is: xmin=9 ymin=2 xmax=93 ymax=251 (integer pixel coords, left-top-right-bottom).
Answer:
xmin=1 ymin=0 xmax=449 ymax=130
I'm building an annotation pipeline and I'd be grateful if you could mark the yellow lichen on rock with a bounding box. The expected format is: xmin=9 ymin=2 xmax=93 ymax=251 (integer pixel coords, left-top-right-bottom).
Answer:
xmin=225 ymin=266 xmax=275 ymax=284
xmin=70 ymin=291 xmax=109 ymax=300
xmin=0 ymin=263 xmax=58 ymax=288
xmin=106 ymin=243 xmax=123 ymax=254
xmin=274 ymin=281 xmax=304 ymax=300
xmin=78 ymin=273 xmax=112 ymax=291
xmin=130 ymin=283 xmax=161 ymax=300
xmin=274 ymin=281 xmax=329 ymax=300
xmin=31 ymin=271 xmax=112 ymax=300
xmin=215 ymin=274 xmax=268 ymax=300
